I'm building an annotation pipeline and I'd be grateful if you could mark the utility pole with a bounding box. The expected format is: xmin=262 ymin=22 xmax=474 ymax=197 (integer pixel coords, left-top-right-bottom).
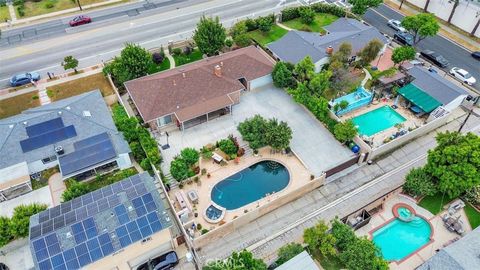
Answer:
xmin=77 ymin=0 xmax=83 ymax=11
xmin=458 ymin=96 xmax=479 ymax=132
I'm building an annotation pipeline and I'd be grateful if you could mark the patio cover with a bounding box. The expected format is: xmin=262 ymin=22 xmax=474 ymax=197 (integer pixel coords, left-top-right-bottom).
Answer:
xmin=398 ymin=83 xmax=442 ymax=113
xmin=175 ymin=95 xmax=234 ymax=123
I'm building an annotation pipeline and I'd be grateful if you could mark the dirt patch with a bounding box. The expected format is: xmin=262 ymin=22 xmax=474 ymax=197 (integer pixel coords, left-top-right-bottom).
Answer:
xmin=47 ymin=73 xmax=114 ymax=101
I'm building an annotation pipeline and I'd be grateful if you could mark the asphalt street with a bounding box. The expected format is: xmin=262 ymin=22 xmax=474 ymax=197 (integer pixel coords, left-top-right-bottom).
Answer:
xmin=0 ymin=0 xmax=296 ymax=87
xmin=363 ymin=4 xmax=480 ymax=91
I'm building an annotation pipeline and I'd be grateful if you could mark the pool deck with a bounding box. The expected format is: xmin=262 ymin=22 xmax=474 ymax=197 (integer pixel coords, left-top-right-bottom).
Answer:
xmin=339 ymin=100 xmax=424 ymax=148
xmin=167 ymin=147 xmax=311 ymax=235
xmin=356 ymin=195 xmax=472 ymax=270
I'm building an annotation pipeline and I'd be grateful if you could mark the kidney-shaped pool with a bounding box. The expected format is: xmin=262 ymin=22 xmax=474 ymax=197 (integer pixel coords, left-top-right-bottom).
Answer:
xmin=211 ymin=160 xmax=290 ymax=210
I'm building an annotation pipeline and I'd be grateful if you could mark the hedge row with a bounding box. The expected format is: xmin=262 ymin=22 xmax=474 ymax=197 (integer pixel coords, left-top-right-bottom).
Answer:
xmin=281 ymin=3 xmax=349 ymax=21
xmin=0 ymin=204 xmax=47 ymax=247
xmin=243 ymin=14 xmax=276 ymax=32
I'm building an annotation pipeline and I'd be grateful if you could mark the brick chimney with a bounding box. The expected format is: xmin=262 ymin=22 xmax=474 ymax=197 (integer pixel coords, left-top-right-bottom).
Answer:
xmin=326 ymin=46 xmax=333 ymax=55
xmin=214 ymin=65 xmax=222 ymax=77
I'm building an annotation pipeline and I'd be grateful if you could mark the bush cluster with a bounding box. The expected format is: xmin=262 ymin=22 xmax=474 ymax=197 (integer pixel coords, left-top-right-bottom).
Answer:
xmin=169 ymin=148 xmax=200 ymax=181
xmin=243 ymin=14 xmax=275 ymax=32
xmin=281 ymin=3 xmax=349 ymax=22
xmin=238 ymin=115 xmax=292 ymax=151
xmin=0 ymin=203 xmax=48 ymax=247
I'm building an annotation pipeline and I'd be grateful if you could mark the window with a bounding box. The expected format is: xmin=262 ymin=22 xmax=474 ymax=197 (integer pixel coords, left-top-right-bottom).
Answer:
xmin=42 ymin=155 xmax=57 ymax=164
xmin=157 ymin=115 xmax=172 ymax=127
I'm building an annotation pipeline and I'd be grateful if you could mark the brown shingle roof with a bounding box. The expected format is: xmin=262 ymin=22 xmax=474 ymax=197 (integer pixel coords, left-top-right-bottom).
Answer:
xmin=125 ymin=46 xmax=275 ymax=122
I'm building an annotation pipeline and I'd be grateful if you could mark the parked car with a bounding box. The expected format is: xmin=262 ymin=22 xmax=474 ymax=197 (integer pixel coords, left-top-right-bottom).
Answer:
xmin=69 ymin=15 xmax=92 ymax=27
xmin=449 ymin=67 xmax=476 ymax=85
xmin=393 ymin=31 xmax=414 ymax=46
xmin=137 ymin=251 xmax=178 ymax=270
xmin=472 ymin=51 xmax=480 ymax=60
xmin=387 ymin=19 xmax=405 ymax=32
xmin=420 ymin=50 xmax=449 ymax=68
xmin=9 ymin=72 xmax=40 ymax=87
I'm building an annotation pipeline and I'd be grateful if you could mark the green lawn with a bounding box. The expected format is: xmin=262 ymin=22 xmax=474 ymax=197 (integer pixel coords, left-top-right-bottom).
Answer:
xmin=16 ymin=0 xmax=107 ymax=18
xmin=148 ymin=57 xmax=171 ymax=74
xmin=418 ymin=193 xmax=451 ymax=215
xmin=173 ymin=49 xmax=203 ymax=66
xmin=464 ymin=203 xmax=480 ymax=229
xmin=0 ymin=5 xmax=11 ymax=21
xmin=282 ymin=13 xmax=338 ymax=34
xmin=247 ymin=25 xmax=288 ymax=46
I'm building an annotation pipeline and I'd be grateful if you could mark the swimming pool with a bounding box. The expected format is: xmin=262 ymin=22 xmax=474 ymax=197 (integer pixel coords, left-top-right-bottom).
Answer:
xmin=211 ymin=160 xmax=289 ymax=210
xmin=331 ymin=87 xmax=373 ymax=116
xmin=372 ymin=217 xmax=432 ymax=261
xmin=352 ymin=106 xmax=406 ymax=136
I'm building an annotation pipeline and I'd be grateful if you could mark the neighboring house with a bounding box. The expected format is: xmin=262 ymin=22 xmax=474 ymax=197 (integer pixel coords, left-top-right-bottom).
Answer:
xmin=275 ymin=250 xmax=320 ymax=270
xmin=417 ymin=227 xmax=480 ymax=270
xmin=398 ymin=66 xmax=470 ymax=115
xmin=29 ymin=172 xmax=175 ymax=270
xmin=0 ymin=90 xmax=131 ymax=201
xmin=125 ymin=46 xmax=275 ymax=131
xmin=267 ymin=18 xmax=388 ymax=72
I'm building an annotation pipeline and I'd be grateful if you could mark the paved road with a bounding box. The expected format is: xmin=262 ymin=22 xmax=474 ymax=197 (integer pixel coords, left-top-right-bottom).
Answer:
xmin=363 ymin=4 xmax=480 ymax=91
xmin=197 ymin=110 xmax=480 ymax=264
xmin=0 ymin=0 xmax=296 ymax=87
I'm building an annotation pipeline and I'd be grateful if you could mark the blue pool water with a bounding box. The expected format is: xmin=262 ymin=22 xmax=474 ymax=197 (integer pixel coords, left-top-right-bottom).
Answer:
xmin=205 ymin=205 xmax=223 ymax=221
xmin=211 ymin=160 xmax=289 ymax=210
xmin=352 ymin=106 xmax=406 ymax=136
xmin=373 ymin=217 xmax=431 ymax=261
xmin=331 ymin=87 xmax=373 ymax=116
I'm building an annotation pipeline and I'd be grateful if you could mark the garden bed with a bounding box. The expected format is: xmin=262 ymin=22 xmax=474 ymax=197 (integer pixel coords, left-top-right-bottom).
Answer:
xmin=247 ymin=25 xmax=288 ymax=46
xmin=0 ymin=91 xmax=40 ymax=119
xmin=282 ymin=13 xmax=338 ymax=34
xmin=46 ymin=72 xmax=114 ymax=101
xmin=148 ymin=57 xmax=171 ymax=73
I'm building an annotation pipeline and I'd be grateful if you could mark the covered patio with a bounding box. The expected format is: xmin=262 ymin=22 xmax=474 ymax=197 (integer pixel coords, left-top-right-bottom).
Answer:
xmin=398 ymin=83 xmax=442 ymax=116
xmin=175 ymin=95 xmax=234 ymax=130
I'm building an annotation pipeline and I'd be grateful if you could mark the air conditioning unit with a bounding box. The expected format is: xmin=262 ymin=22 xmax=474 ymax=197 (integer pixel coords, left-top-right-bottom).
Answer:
xmin=55 ymin=145 xmax=64 ymax=155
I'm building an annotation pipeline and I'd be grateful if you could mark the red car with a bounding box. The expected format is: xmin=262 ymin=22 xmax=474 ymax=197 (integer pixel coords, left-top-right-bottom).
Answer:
xmin=69 ymin=15 xmax=91 ymax=27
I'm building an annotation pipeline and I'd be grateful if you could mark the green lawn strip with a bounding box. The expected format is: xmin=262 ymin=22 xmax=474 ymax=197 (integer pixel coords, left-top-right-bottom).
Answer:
xmin=17 ymin=0 xmax=106 ymax=18
xmin=418 ymin=193 xmax=452 ymax=215
xmin=282 ymin=13 xmax=338 ymax=34
xmin=148 ymin=57 xmax=171 ymax=73
xmin=66 ymin=167 xmax=138 ymax=191
xmin=0 ymin=91 xmax=41 ymax=119
xmin=173 ymin=49 xmax=203 ymax=66
xmin=0 ymin=5 xmax=11 ymax=21
xmin=464 ymin=203 xmax=480 ymax=229
xmin=247 ymin=25 xmax=288 ymax=46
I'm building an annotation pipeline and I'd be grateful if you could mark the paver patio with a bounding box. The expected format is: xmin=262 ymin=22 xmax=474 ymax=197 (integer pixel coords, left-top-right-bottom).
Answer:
xmin=158 ymin=84 xmax=353 ymax=176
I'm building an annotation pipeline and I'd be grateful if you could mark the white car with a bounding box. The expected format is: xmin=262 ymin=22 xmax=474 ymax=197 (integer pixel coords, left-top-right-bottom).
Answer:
xmin=449 ymin=67 xmax=476 ymax=85
xmin=387 ymin=19 xmax=406 ymax=32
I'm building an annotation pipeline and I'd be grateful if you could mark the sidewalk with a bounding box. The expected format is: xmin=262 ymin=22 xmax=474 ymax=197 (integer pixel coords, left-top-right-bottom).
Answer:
xmin=384 ymin=0 xmax=480 ymax=52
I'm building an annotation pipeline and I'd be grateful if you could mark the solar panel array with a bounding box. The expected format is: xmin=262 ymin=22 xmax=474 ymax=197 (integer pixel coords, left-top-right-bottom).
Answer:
xmin=58 ymin=132 xmax=117 ymax=176
xmin=30 ymin=174 xmax=169 ymax=270
xmin=20 ymin=117 xmax=77 ymax=153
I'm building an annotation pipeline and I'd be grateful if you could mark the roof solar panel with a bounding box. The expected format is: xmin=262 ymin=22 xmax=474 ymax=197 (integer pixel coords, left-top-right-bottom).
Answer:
xmin=45 ymin=233 xmax=58 ymax=246
xmin=33 ymin=238 xmax=46 ymax=250
xmin=89 ymin=248 xmax=103 ymax=262
xmin=107 ymin=195 xmax=120 ymax=208
xmin=47 ymin=242 xmax=61 ymax=256
xmin=73 ymin=132 xmax=109 ymax=149
xmin=36 ymin=248 xmax=49 ymax=262
xmin=38 ymin=259 xmax=52 ymax=270
xmin=86 ymin=238 xmax=100 ymax=251
xmin=20 ymin=125 xmax=77 ymax=153
xmin=65 ymin=258 xmax=79 ymax=269
xmin=78 ymin=253 xmax=92 ymax=267
xmin=135 ymin=183 xmax=147 ymax=196
xmin=60 ymin=202 xmax=72 ymax=214
xmin=31 ymin=225 xmax=42 ymax=239
xmin=26 ymin=117 xmax=64 ymax=137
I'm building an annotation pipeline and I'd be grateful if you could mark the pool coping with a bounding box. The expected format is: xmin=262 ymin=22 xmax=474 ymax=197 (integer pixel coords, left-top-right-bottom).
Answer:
xmin=352 ymin=105 xmax=407 ymax=138
xmin=205 ymin=157 xmax=293 ymax=213
xmin=368 ymin=203 xmax=435 ymax=265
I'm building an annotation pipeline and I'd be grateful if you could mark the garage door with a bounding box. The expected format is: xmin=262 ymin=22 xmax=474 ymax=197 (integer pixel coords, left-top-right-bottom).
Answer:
xmin=250 ymin=74 xmax=273 ymax=89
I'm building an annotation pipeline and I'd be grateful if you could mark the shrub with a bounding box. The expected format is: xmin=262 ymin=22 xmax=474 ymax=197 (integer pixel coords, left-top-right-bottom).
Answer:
xmin=170 ymin=158 xmax=190 ymax=181
xmin=272 ymin=61 xmax=296 ymax=88
xmin=276 ymin=243 xmax=304 ymax=265
xmin=333 ymin=120 xmax=358 ymax=143
xmin=465 ymin=185 xmax=480 ymax=205
xmin=44 ymin=0 xmax=55 ymax=9
xmin=218 ymin=138 xmax=238 ymax=156
xmin=0 ymin=216 xmax=12 ymax=247
xmin=13 ymin=0 xmax=24 ymax=6
xmin=311 ymin=2 xmax=347 ymax=17
xmin=233 ymin=34 xmax=251 ymax=48
xmin=196 ymin=223 xmax=202 ymax=230
xmin=17 ymin=5 xmax=25 ymax=17
xmin=244 ymin=18 xmax=258 ymax=31
xmin=62 ymin=179 xmax=90 ymax=202
xmin=152 ymin=52 xmax=164 ymax=64
xmin=331 ymin=219 xmax=357 ymax=252
xmin=281 ymin=7 xmax=301 ymax=21
xmin=180 ymin=147 xmax=200 ymax=167
xmin=130 ymin=141 xmax=146 ymax=161
xmin=299 ymin=6 xmax=315 ymax=24
xmin=172 ymin=48 xmax=182 ymax=56
xmin=225 ymin=38 xmax=233 ymax=48
xmin=256 ymin=16 xmax=273 ymax=32
xmin=403 ymin=167 xmax=437 ymax=197
xmin=0 ymin=0 xmax=6 ymax=7
xmin=10 ymin=204 xmax=48 ymax=238
xmin=201 ymin=228 xmax=209 ymax=235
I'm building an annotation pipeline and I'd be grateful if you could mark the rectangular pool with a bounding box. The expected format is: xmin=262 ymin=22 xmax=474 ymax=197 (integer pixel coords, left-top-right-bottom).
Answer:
xmin=352 ymin=106 xmax=406 ymax=137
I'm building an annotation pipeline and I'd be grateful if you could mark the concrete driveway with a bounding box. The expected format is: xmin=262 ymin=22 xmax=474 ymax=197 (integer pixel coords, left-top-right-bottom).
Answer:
xmin=158 ymin=84 xmax=353 ymax=176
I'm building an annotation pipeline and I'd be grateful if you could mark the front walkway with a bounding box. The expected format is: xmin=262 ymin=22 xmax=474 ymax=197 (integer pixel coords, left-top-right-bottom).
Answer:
xmin=48 ymin=173 xmax=66 ymax=206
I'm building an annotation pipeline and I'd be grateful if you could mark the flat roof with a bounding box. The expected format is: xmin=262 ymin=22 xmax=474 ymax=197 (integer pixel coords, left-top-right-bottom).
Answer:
xmin=275 ymin=251 xmax=320 ymax=270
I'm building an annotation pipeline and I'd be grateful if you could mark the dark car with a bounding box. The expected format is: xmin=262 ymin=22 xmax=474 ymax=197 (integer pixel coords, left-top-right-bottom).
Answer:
xmin=69 ymin=15 xmax=92 ymax=27
xmin=10 ymin=72 xmax=40 ymax=87
xmin=420 ymin=50 xmax=449 ymax=68
xmin=137 ymin=251 xmax=178 ymax=270
xmin=394 ymin=31 xmax=414 ymax=46
xmin=472 ymin=51 xmax=480 ymax=60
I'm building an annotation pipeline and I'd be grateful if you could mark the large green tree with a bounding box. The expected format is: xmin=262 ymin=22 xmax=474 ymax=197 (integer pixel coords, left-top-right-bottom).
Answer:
xmin=264 ymin=118 xmax=293 ymax=150
xmin=104 ymin=43 xmax=153 ymax=84
xmin=340 ymin=237 xmax=389 ymax=270
xmin=330 ymin=42 xmax=352 ymax=65
xmin=193 ymin=16 xmax=226 ymax=56
xmin=391 ymin=46 xmax=416 ymax=66
xmin=238 ymin=115 xmax=268 ymax=150
xmin=333 ymin=120 xmax=358 ymax=143
xmin=349 ymin=0 xmax=383 ymax=15
xmin=401 ymin=13 xmax=440 ymax=44
xmin=203 ymin=250 xmax=267 ymax=270
xmin=303 ymin=220 xmax=336 ymax=257
xmin=276 ymin=242 xmax=304 ymax=265
xmin=357 ymin=39 xmax=384 ymax=66
xmin=180 ymin=148 xmax=200 ymax=167
xmin=403 ymin=167 xmax=437 ymax=197
xmin=272 ymin=61 xmax=296 ymax=88
xmin=331 ymin=219 xmax=356 ymax=252
xmin=309 ymin=70 xmax=331 ymax=96
xmin=299 ymin=6 xmax=315 ymax=24
xmin=425 ymin=131 xmax=480 ymax=198
xmin=294 ymin=56 xmax=315 ymax=82
xmin=170 ymin=158 xmax=190 ymax=181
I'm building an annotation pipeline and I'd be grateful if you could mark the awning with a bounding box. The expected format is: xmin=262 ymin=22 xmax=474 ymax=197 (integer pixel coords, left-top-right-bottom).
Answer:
xmin=175 ymin=95 xmax=234 ymax=123
xmin=398 ymin=83 xmax=442 ymax=113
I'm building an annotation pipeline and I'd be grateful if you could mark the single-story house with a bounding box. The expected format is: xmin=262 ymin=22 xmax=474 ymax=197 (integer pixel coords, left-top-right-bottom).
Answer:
xmin=125 ymin=46 xmax=275 ymax=131
xmin=267 ymin=18 xmax=389 ymax=72
xmin=29 ymin=172 xmax=175 ymax=270
xmin=417 ymin=227 xmax=480 ymax=270
xmin=0 ymin=90 xmax=131 ymax=200
xmin=398 ymin=66 xmax=469 ymax=114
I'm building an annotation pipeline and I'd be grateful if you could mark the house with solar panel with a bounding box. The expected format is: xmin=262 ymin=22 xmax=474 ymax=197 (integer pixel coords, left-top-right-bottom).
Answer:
xmin=29 ymin=172 xmax=175 ymax=270
xmin=0 ymin=90 xmax=132 ymax=201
